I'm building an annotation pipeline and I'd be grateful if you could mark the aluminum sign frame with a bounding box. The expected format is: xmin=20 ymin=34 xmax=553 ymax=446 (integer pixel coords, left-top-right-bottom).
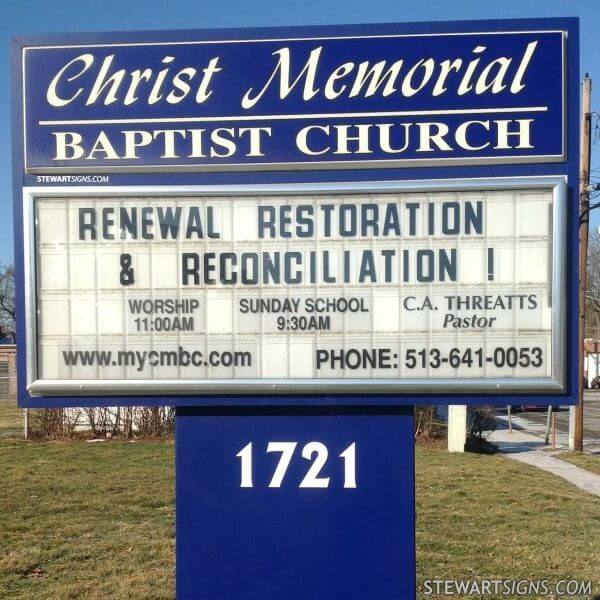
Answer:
xmin=12 ymin=17 xmax=580 ymax=407
xmin=24 ymin=176 xmax=567 ymax=397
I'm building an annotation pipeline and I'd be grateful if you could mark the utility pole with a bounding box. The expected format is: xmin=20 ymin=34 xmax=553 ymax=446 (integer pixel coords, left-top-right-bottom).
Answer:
xmin=576 ymin=74 xmax=592 ymax=452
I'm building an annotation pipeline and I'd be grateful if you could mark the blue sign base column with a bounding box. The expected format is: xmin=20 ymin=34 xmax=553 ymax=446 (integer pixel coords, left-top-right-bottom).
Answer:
xmin=176 ymin=408 xmax=416 ymax=600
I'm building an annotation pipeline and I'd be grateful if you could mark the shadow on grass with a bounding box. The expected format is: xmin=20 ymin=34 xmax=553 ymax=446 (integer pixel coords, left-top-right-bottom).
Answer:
xmin=465 ymin=436 xmax=497 ymax=454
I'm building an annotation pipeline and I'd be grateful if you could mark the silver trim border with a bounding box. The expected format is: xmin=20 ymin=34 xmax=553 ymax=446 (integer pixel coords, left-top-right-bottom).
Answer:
xmin=24 ymin=176 xmax=567 ymax=396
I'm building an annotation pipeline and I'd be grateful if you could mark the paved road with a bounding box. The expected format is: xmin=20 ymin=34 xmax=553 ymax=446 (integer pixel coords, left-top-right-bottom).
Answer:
xmin=514 ymin=392 xmax=600 ymax=437
xmin=497 ymin=392 xmax=600 ymax=453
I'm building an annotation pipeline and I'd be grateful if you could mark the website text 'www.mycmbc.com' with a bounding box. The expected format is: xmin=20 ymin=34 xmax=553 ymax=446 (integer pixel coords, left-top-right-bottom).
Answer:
xmin=62 ymin=347 xmax=252 ymax=371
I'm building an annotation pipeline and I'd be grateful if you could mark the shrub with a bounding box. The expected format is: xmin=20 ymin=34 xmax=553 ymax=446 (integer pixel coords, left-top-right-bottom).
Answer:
xmin=466 ymin=405 xmax=497 ymax=452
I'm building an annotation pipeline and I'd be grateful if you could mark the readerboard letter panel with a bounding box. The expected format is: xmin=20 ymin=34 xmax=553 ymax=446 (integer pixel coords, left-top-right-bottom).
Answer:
xmin=26 ymin=177 xmax=566 ymax=395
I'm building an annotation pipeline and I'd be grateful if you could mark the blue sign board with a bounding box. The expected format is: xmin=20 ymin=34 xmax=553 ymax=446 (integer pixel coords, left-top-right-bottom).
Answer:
xmin=12 ymin=18 xmax=579 ymax=410
xmin=176 ymin=410 xmax=415 ymax=599
xmin=22 ymin=29 xmax=565 ymax=173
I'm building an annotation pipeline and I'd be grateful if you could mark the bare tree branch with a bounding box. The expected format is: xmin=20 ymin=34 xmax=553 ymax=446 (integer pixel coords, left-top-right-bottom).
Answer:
xmin=0 ymin=264 xmax=16 ymax=335
xmin=586 ymin=231 xmax=600 ymax=339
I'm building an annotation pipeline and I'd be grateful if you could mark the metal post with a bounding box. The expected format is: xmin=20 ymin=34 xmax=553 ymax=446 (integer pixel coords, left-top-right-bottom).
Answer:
xmin=576 ymin=75 xmax=592 ymax=452
xmin=544 ymin=405 xmax=552 ymax=445
xmin=507 ymin=405 xmax=513 ymax=434
xmin=568 ymin=406 xmax=576 ymax=450
xmin=23 ymin=408 xmax=28 ymax=440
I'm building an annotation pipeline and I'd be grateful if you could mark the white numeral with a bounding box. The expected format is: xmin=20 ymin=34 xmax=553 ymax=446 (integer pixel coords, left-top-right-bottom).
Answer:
xmin=236 ymin=442 xmax=253 ymax=488
xmin=236 ymin=441 xmax=357 ymax=488
xmin=267 ymin=442 xmax=297 ymax=487
xmin=340 ymin=442 xmax=357 ymax=488
xmin=299 ymin=442 xmax=330 ymax=488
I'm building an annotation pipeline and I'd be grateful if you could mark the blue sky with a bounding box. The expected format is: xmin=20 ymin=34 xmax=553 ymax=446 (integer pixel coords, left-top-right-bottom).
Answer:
xmin=2 ymin=0 xmax=599 ymax=264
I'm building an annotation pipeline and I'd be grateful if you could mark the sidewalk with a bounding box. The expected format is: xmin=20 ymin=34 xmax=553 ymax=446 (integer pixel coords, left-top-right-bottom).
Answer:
xmin=489 ymin=424 xmax=600 ymax=497
xmin=496 ymin=409 xmax=600 ymax=454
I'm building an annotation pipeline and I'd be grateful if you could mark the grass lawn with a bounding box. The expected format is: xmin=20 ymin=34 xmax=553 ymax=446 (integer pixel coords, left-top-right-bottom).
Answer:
xmin=415 ymin=445 xmax=600 ymax=598
xmin=0 ymin=440 xmax=174 ymax=600
xmin=554 ymin=451 xmax=600 ymax=476
xmin=1 ymin=440 xmax=599 ymax=599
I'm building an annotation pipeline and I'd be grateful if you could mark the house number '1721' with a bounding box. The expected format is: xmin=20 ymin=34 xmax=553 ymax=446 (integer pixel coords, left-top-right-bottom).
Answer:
xmin=236 ymin=442 xmax=357 ymax=488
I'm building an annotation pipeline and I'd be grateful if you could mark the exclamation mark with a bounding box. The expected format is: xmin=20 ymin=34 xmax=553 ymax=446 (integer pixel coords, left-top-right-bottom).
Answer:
xmin=487 ymin=248 xmax=495 ymax=281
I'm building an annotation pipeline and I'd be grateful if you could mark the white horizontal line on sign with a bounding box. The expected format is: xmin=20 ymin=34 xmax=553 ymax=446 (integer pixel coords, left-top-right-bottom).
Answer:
xmin=38 ymin=106 xmax=549 ymax=126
